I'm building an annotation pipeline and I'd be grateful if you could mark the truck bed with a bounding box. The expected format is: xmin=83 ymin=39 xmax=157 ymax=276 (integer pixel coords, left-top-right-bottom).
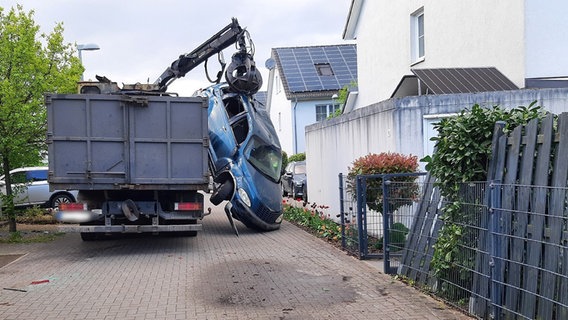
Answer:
xmin=46 ymin=93 xmax=209 ymax=191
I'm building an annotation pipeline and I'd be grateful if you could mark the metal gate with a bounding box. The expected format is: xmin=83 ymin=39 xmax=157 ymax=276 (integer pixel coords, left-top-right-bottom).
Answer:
xmin=339 ymin=172 xmax=426 ymax=274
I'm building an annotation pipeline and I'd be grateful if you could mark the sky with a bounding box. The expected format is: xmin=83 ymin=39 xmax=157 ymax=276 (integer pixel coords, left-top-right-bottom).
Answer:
xmin=2 ymin=0 xmax=354 ymax=96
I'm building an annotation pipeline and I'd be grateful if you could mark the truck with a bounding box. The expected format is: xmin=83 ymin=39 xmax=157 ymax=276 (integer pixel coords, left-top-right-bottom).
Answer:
xmin=49 ymin=18 xmax=283 ymax=240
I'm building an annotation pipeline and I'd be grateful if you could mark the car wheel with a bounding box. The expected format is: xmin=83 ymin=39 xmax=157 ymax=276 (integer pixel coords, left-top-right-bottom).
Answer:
xmin=51 ymin=193 xmax=74 ymax=208
xmin=210 ymin=180 xmax=234 ymax=205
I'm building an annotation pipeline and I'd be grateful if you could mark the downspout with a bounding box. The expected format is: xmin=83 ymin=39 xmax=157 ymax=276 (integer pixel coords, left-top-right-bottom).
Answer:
xmin=292 ymin=98 xmax=298 ymax=154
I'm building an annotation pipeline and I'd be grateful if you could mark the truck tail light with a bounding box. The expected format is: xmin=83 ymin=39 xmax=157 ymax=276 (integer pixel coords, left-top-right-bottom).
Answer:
xmin=59 ymin=203 xmax=87 ymax=211
xmin=174 ymin=202 xmax=202 ymax=211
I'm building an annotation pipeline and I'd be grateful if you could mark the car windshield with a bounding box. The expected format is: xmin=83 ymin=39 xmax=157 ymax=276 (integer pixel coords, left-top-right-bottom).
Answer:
xmin=294 ymin=164 xmax=306 ymax=175
xmin=245 ymin=136 xmax=282 ymax=182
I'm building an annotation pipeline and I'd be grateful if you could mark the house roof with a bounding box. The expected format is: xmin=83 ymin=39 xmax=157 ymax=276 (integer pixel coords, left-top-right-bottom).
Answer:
xmin=391 ymin=67 xmax=519 ymax=98
xmin=272 ymin=44 xmax=357 ymax=100
xmin=343 ymin=0 xmax=364 ymax=40
xmin=254 ymin=91 xmax=267 ymax=107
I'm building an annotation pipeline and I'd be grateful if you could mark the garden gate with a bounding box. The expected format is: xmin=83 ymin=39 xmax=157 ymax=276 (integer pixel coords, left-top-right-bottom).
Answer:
xmin=338 ymin=172 xmax=426 ymax=274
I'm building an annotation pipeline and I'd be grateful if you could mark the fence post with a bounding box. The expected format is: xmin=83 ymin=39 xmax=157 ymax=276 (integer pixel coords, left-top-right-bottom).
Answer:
xmin=489 ymin=180 xmax=502 ymax=320
xmin=382 ymin=175 xmax=391 ymax=273
xmin=356 ymin=175 xmax=367 ymax=259
xmin=339 ymin=173 xmax=346 ymax=249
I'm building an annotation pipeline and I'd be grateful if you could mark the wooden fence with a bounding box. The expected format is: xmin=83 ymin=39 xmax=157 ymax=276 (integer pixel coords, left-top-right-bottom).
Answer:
xmin=399 ymin=112 xmax=568 ymax=319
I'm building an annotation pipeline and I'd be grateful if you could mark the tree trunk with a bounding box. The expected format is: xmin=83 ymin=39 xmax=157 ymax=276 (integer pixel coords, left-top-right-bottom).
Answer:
xmin=1 ymin=156 xmax=17 ymax=232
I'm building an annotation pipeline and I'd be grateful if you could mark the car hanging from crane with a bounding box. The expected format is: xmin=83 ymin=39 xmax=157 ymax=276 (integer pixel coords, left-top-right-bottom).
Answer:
xmin=63 ymin=18 xmax=283 ymax=236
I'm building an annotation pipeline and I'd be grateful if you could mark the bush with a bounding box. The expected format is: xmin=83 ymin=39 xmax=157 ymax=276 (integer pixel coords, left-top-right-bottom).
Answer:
xmin=424 ymin=103 xmax=547 ymax=278
xmin=288 ymin=153 xmax=305 ymax=162
xmin=347 ymin=152 xmax=420 ymax=212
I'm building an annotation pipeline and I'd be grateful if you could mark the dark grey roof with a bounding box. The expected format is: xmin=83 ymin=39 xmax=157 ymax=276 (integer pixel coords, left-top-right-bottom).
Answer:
xmin=254 ymin=91 xmax=267 ymax=107
xmin=273 ymin=44 xmax=357 ymax=100
xmin=411 ymin=67 xmax=518 ymax=95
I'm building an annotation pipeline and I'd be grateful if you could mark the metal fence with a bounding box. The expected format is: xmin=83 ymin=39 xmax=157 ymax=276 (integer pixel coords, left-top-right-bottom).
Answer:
xmin=341 ymin=172 xmax=568 ymax=319
xmin=338 ymin=172 xmax=427 ymax=273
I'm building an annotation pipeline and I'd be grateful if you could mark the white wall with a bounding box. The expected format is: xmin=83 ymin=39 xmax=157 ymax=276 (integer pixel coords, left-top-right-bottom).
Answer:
xmin=306 ymin=88 xmax=568 ymax=216
xmin=354 ymin=0 xmax=526 ymax=109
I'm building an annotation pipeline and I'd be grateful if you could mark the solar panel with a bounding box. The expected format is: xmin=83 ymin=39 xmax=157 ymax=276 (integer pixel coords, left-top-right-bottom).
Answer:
xmin=274 ymin=45 xmax=357 ymax=95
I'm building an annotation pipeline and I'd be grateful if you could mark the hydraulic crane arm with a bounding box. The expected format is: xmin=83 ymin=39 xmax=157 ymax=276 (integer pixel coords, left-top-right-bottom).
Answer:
xmin=154 ymin=18 xmax=246 ymax=92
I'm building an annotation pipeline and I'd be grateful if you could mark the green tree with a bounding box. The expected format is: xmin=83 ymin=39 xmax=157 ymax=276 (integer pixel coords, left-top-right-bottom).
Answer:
xmin=0 ymin=5 xmax=83 ymax=232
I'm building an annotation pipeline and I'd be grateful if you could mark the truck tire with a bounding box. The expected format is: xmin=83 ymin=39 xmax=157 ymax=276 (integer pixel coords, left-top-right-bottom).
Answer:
xmin=210 ymin=180 xmax=234 ymax=205
xmin=80 ymin=232 xmax=100 ymax=241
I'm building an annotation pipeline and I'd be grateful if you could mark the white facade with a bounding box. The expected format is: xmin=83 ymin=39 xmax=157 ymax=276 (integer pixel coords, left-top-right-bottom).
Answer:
xmin=346 ymin=0 xmax=568 ymax=110
xmin=303 ymin=0 xmax=568 ymax=214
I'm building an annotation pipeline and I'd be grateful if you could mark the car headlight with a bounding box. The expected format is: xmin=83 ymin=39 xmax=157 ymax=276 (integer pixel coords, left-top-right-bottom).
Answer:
xmin=295 ymin=181 xmax=304 ymax=187
xmin=238 ymin=188 xmax=251 ymax=207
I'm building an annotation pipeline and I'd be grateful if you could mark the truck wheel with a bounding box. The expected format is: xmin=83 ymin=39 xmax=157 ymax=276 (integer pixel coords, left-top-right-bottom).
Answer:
xmin=210 ymin=180 xmax=234 ymax=205
xmin=176 ymin=231 xmax=198 ymax=237
xmin=80 ymin=232 xmax=99 ymax=241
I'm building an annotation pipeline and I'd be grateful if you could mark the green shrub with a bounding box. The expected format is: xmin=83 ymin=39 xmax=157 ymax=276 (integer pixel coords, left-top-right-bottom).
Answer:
xmin=288 ymin=153 xmax=305 ymax=162
xmin=347 ymin=152 xmax=419 ymax=212
xmin=424 ymin=102 xmax=547 ymax=278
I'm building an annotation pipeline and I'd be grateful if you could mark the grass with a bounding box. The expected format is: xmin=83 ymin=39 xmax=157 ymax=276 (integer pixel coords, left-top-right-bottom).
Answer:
xmin=0 ymin=206 xmax=62 ymax=243
xmin=0 ymin=230 xmax=65 ymax=244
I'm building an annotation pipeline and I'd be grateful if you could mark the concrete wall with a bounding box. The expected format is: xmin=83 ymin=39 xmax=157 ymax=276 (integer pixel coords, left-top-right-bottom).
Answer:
xmin=305 ymin=88 xmax=568 ymax=215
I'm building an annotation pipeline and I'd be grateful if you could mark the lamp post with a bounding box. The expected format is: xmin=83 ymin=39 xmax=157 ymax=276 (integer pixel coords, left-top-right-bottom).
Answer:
xmin=331 ymin=93 xmax=339 ymax=115
xmin=77 ymin=43 xmax=100 ymax=81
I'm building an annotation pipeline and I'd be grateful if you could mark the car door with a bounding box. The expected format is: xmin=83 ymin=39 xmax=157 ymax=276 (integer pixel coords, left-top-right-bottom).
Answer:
xmin=9 ymin=171 xmax=30 ymax=206
xmin=26 ymin=169 xmax=49 ymax=205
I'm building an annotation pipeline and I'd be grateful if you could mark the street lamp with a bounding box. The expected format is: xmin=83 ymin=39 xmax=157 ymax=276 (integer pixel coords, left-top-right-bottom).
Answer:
xmin=77 ymin=43 xmax=100 ymax=80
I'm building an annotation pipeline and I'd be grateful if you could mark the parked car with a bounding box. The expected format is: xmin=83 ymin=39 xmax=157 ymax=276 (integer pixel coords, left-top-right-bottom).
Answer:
xmin=201 ymin=83 xmax=283 ymax=232
xmin=0 ymin=166 xmax=78 ymax=208
xmin=281 ymin=161 xmax=307 ymax=201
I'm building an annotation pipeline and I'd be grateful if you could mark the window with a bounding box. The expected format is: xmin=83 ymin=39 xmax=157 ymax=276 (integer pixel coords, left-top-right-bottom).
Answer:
xmin=315 ymin=63 xmax=334 ymax=76
xmin=315 ymin=104 xmax=340 ymax=122
xmin=411 ymin=8 xmax=425 ymax=64
xmin=245 ymin=136 xmax=282 ymax=182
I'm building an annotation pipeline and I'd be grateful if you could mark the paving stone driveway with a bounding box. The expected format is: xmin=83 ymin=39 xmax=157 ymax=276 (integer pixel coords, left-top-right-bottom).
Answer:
xmin=0 ymin=200 xmax=472 ymax=320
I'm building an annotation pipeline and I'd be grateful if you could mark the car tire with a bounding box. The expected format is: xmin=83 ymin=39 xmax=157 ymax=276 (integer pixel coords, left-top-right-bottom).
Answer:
xmin=210 ymin=180 xmax=234 ymax=205
xmin=50 ymin=193 xmax=74 ymax=208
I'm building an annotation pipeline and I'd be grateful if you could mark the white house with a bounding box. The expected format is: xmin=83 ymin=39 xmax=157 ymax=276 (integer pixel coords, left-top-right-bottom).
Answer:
xmin=343 ymin=0 xmax=568 ymax=110
xmin=305 ymin=0 xmax=568 ymax=216
xmin=265 ymin=44 xmax=357 ymax=155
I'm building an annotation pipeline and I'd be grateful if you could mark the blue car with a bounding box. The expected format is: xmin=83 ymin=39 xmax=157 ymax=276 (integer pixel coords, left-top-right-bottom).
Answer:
xmin=199 ymin=83 xmax=283 ymax=232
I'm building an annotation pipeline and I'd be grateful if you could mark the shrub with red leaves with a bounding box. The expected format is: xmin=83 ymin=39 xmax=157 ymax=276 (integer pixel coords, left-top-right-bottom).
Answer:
xmin=347 ymin=152 xmax=419 ymax=212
